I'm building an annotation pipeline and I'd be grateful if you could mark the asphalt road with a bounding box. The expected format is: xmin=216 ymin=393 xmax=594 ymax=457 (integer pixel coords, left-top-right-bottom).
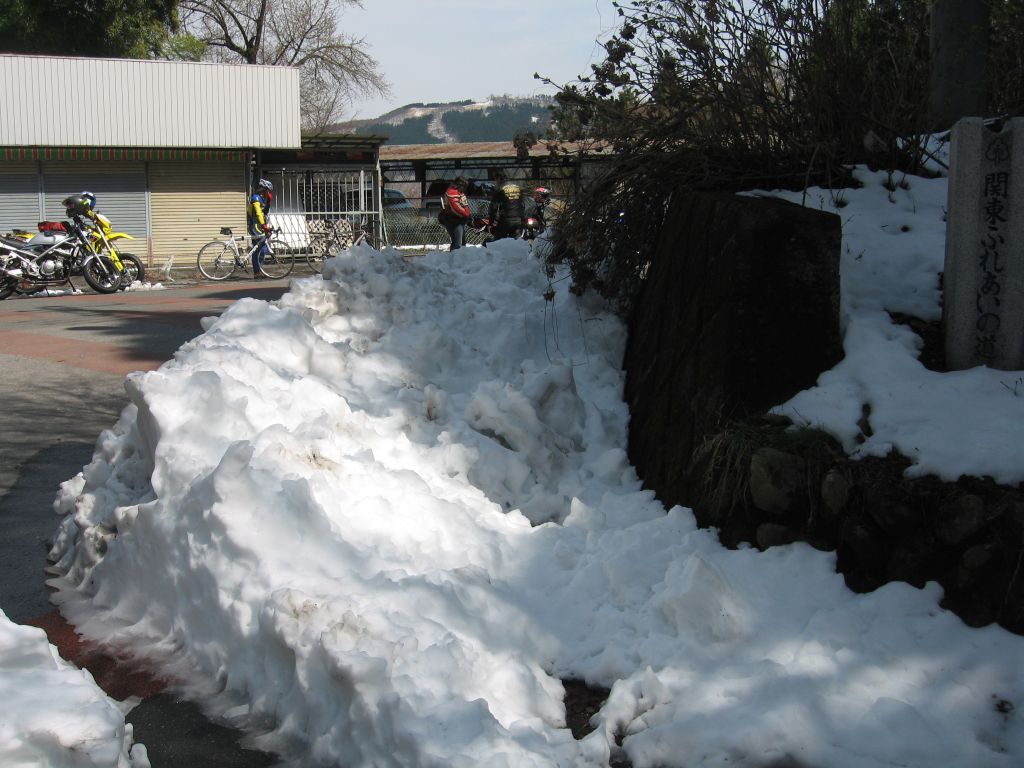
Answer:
xmin=0 ymin=272 xmax=303 ymax=766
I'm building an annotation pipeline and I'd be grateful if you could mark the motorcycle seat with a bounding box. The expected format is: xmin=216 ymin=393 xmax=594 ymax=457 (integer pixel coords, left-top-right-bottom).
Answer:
xmin=0 ymin=235 xmax=29 ymax=249
xmin=220 ymin=227 xmax=233 ymax=236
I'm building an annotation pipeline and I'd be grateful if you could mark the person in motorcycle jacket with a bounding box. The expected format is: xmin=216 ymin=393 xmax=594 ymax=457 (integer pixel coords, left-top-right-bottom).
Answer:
xmin=438 ymin=176 xmax=471 ymax=251
xmin=532 ymin=186 xmax=552 ymax=231
xmin=486 ymin=172 xmax=525 ymax=243
xmin=247 ymin=178 xmax=274 ymax=278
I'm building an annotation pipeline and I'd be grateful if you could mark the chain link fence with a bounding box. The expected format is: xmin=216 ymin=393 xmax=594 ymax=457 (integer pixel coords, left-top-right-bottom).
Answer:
xmin=382 ymin=172 xmax=572 ymax=251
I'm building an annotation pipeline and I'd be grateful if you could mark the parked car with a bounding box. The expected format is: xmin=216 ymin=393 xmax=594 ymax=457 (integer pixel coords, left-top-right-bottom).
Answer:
xmin=467 ymin=180 xmax=496 ymax=199
xmin=381 ymin=188 xmax=427 ymax=245
xmin=383 ymin=188 xmax=414 ymax=209
xmin=421 ymin=180 xmax=449 ymax=214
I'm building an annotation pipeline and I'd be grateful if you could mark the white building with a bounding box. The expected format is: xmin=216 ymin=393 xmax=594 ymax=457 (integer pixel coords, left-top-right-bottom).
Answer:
xmin=0 ymin=54 xmax=385 ymax=264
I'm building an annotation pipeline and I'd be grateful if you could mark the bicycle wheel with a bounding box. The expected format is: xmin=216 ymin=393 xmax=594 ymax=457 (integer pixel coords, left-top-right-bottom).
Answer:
xmin=351 ymin=219 xmax=377 ymax=249
xmin=304 ymin=234 xmax=328 ymax=274
xmin=197 ymin=241 xmax=237 ymax=280
xmin=306 ymin=220 xmax=352 ymax=274
xmin=259 ymin=235 xmax=295 ymax=279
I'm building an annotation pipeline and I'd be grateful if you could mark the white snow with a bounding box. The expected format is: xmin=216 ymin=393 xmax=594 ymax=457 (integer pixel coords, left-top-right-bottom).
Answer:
xmin=756 ymin=166 xmax=1024 ymax=484
xmin=5 ymin=159 xmax=1024 ymax=767
xmin=0 ymin=608 xmax=149 ymax=767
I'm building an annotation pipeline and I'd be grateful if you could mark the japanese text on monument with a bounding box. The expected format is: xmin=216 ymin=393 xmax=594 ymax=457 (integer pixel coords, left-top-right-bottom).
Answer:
xmin=975 ymin=138 xmax=1011 ymax=360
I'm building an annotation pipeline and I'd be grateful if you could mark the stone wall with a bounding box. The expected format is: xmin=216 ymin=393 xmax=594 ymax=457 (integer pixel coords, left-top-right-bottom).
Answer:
xmin=622 ymin=190 xmax=1024 ymax=635
xmin=623 ymin=191 xmax=842 ymax=508
xmin=744 ymin=439 xmax=1024 ymax=633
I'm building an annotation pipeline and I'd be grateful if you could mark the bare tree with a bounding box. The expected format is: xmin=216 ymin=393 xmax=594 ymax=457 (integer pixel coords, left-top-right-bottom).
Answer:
xmin=180 ymin=0 xmax=389 ymax=130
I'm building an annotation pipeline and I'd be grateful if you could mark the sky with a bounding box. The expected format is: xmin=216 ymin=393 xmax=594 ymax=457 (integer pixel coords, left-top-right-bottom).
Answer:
xmin=341 ymin=0 xmax=621 ymax=119
xmin=6 ymin=143 xmax=1024 ymax=766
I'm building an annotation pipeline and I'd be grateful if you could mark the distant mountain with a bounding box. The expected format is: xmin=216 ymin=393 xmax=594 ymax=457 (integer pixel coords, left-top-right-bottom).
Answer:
xmin=334 ymin=96 xmax=555 ymax=145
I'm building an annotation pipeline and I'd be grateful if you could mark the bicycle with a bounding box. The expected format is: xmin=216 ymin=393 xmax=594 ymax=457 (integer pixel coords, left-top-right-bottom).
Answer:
xmin=304 ymin=217 xmax=373 ymax=274
xmin=196 ymin=227 xmax=295 ymax=281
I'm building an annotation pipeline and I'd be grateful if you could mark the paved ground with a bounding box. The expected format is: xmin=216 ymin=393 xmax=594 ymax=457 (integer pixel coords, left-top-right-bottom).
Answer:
xmin=0 ymin=272 xmax=310 ymax=766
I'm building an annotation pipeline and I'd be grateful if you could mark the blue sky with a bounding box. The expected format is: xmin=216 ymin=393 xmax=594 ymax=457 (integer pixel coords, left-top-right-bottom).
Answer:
xmin=342 ymin=0 xmax=620 ymax=119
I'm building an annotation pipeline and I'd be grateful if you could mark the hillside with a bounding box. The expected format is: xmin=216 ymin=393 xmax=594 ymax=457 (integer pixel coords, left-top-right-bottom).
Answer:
xmin=334 ymin=96 xmax=554 ymax=144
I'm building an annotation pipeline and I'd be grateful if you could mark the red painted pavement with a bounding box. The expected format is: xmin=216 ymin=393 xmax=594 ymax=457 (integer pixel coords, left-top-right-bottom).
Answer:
xmin=0 ymin=327 xmax=167 ymax=376
xmin=0 ymin=291 xmax=247 ymax=375
xmin=24 ymin=611 xmax=169 ymax=701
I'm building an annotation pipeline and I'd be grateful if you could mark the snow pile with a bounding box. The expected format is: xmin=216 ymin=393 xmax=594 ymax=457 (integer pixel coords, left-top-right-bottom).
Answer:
xmin=0 ymin=608 xmax=148 ymax=767
xmin=760 ymin=167 xmax=1024 ymax=483
xmin=43 ymin=179 xmax=1024 ymax=768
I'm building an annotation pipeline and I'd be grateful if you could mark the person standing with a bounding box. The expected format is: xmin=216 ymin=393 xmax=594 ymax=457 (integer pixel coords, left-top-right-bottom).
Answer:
xmin=532 ymin=186 xmax=552 ymax=231
xmin=438 ymin=176 xmax=472 ymax=251
xmin=247 ymin=178 xmax=274 ymax=278
xmin=487 ymin=173 xmax=525 ymax=243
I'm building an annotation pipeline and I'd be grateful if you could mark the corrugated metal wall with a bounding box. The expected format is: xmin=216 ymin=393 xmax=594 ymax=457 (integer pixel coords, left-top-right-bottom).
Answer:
xmin=0 ymin=163 xmax=41 ymax=232
xmin=150 ymin=160 xmax=247 ymax=267
xmin=41 ymin=162 xmax=148 ymax=238
xmin=0 ymin=55 xmax=299 ymax=149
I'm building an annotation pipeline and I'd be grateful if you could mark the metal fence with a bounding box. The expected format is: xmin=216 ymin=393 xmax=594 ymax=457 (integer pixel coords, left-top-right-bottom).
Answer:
xmin=243 ymin=167 xmax=569 ymax=253
xmin=259 ymin=167 xmax=383 ymax=251
xmin=381 ymin=194 xmax=488 ymax=250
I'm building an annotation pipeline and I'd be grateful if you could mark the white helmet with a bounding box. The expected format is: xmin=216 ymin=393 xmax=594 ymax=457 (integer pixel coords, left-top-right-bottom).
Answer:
xmin=257 ymin=178 xmax=273 ymax=192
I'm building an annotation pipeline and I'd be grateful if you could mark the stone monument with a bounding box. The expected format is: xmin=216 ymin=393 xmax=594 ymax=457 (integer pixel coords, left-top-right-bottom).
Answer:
xmin=943 ymin=118 xmax=1024 ymax=371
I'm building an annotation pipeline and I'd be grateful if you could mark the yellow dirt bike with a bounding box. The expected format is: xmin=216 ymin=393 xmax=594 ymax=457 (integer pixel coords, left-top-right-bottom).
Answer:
xmin=81 ymin=210 xmax=144 ymax=288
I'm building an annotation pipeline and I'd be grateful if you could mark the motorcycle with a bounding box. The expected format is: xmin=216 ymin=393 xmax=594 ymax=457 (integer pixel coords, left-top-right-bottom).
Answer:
xmin=11 ymin=215 xmax=143 ymax=291
xmin=81 ymin=210 xmax=144 ymax=288
xmin=0 ymin=214 xmax=128 ymax=300
xmin=520 ymin=215 xmax=545 ymax=242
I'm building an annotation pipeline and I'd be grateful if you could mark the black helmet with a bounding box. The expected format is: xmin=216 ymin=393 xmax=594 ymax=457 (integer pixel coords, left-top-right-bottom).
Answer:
xmin=63 ymin=194 xmax=91 ymax=217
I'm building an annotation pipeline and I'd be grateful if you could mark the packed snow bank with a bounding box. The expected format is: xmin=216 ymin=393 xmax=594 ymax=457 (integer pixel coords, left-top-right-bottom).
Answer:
xmin=47 ymin=225 xmax=1024 ymax=766
xmin=756 ymin=167 xmax=1024 ymax=484
xmin=0 ymin=608 xmax=148 ymax=767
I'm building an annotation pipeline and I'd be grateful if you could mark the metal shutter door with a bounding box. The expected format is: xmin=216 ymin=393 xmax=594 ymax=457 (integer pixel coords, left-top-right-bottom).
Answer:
xmin=149 ymin=160 xmax=247 ymax=266
xmin=42 ymin=162 xmax=148 ymax=239
xmin=0 ymin=163 xmax=41 ymax=233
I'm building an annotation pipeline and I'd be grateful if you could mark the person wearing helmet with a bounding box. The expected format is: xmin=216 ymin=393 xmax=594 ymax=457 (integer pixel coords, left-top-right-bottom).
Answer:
xmin=438 ymin=176 xmax=471 ymax=251
xmin=486 ymin=171 xmax=525 ymax=244
xmin=247 ymin=178 xmax=274 ymax=278
xmin=532 ymin=187 xmax=552 ymax=231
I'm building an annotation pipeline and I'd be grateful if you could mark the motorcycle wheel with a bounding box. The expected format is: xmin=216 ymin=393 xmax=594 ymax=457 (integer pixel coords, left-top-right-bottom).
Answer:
xmin=117 ymin=254 xmax=144 ymax=290
xmin=82 ymin=256 xmax=122 ymax=294
xmin=0 ymin=278 xmax=15 ymax=300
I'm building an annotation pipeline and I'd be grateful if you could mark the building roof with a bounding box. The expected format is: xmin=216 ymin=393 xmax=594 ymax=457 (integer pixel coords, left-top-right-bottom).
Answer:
xmin=301 ymin=133 xmax=390 ymax=150
xmin=0 ymin=54 xmax=300 ymax=149
xmin=380 ymin=140 xmax=611 ymax=162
